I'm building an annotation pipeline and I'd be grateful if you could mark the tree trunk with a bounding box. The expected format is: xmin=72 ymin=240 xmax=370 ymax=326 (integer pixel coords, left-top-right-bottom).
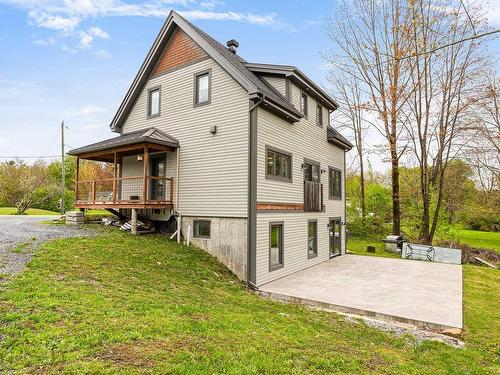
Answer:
xmin=390 ymin=140 xmax=401 ymax=235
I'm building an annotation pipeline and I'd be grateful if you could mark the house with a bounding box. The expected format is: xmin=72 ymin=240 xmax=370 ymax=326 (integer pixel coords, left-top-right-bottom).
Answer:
xmin=68 ymin=10 xmax=353 ymax=288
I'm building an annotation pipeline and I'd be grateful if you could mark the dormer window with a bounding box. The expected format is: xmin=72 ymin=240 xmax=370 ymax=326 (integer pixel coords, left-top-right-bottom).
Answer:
xmin=194 ymin=69 xmax=211 ymax=106
xmin=301 ymin=92 xmax=308 ymax=118
xmin=316 ymin=104 xmax=323 ymax=128
xmin=148 ymin=87 xmax=160 ymax=118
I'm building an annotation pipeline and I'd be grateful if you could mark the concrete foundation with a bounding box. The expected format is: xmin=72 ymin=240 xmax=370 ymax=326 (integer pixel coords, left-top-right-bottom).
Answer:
xmin=182 ymin=216 xmax=247 ymax=280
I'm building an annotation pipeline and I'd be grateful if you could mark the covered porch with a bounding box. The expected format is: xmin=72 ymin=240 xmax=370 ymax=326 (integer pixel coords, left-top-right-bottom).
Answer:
xmin=68 ymin=128 xmax=178 ymax=210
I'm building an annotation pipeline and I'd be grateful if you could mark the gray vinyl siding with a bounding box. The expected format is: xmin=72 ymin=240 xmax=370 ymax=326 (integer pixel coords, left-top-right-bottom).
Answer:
xmin=120 ymin=155 xmax=145 ymax=200
xmin=261 ymin=75 xmax=286 ymax=97
xmin=121 ymin=58 xmax=249 ymax=217
xmin=120 ymin=152 xmax=176 ymax=201
xmin=255 ymin=83 xmax=345 ymax=286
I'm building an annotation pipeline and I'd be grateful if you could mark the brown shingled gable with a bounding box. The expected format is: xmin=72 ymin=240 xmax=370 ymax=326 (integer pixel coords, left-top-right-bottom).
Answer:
xmin=151 ymin=27 xmax=207 ymax=77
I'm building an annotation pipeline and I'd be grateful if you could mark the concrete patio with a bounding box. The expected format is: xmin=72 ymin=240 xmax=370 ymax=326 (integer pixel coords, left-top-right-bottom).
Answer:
xmin=259 ymin=255 xmax=462 ymax=331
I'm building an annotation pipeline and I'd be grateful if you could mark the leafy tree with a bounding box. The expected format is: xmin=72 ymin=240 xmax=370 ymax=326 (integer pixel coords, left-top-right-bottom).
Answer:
xmin=0 ymin=160 xmax=58 ymax=214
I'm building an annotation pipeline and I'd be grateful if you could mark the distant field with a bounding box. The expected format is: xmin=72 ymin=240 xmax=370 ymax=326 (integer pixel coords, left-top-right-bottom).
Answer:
xmin=0 ymin=207 xmax=59 ymax=215
xmin=454 ymin=229 xmax=500 ymax=252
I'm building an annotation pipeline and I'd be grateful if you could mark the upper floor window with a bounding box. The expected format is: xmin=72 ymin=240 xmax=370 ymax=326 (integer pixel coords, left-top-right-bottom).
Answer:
xmin=148 ymin=87 xmax=160 ymax=118
xmin=194 ymin=69 xmax=211 ymax=106
xmin=329 ymin=167 xmax=342 ymax=199
xmin=301 ymin=92 xmax=308 ymax=118
xmin=316 ymin=104 xmax=323 ymax=128
xmin=304 ymin=160 xmax=320 ymax=183
xmin=266 ymin=146 xmax=292 ymax=182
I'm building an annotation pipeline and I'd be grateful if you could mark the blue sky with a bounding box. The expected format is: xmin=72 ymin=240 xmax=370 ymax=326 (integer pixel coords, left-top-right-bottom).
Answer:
xmin=1 ymin=0 xmax=499 ymax=166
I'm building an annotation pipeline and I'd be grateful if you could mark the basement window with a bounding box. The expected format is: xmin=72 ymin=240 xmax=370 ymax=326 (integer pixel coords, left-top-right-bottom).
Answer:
xmin=194 ymin=220 xmax=211 ymax=239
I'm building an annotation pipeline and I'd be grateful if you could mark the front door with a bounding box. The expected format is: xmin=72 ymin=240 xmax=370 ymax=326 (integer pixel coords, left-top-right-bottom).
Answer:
xmin=329 ymin=218 xmax=342 ymax=258
xmin=149 ymin=154 xmax=166 ymax=201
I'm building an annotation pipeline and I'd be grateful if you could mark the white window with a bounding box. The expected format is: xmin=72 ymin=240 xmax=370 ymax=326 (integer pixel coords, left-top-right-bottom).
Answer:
xmin=195 ymin=70 xmax=211 ymax=105
xmin=148 ymin=87 xmax=160 ymax=117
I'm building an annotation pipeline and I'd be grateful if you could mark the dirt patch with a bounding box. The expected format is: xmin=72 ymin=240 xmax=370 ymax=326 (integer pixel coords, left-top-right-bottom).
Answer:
xmin=95 ymin=337 xmax=206 ymax=369
xmin=439 ymin=241 xmax=500 ymax=266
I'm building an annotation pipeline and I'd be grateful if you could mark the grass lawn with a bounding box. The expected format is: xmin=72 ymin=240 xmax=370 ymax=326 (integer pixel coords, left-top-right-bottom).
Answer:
xmin=453 ymin=229 xmax=500 ymax=252
xmin=0 ymin=230 xmax=498 ymax=373
xmin=346 ymin=236 xmax=400 ymax=259
xmin=0 ymin=207 xmax=59 ymax=215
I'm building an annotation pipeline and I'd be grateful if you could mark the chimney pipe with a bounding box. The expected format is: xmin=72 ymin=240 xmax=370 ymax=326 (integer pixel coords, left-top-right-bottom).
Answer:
xmin=226 ymin=39 xmax=239 ymax=54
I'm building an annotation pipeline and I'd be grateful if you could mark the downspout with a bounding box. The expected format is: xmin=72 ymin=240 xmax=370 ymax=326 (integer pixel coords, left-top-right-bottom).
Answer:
xmin=246 ymin=95 xmax=264 ymax=288
xmin=176 ymin=146 xmax=181 ymax=244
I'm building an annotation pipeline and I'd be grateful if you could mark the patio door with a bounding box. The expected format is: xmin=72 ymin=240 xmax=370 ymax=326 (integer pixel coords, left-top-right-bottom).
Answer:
xmin=149 ymin=154 xmax=166 ymax=201
xmin=329 ymin=218 xmax=342 ymax=258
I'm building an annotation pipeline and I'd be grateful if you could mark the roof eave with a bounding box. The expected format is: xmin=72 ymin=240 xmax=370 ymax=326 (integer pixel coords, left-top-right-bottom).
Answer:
xmin=110 ymin=10 xmax=260 ymax=132
xmin=244 ymin=62 xmax=339 ymax=110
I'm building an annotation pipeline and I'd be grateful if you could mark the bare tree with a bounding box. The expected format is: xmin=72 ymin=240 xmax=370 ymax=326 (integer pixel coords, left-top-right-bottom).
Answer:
xmin=402 ymin=0 xmax=486 ymax=243
xmin=325 ymin=0 xmax=413 ymax=235
xmin=331 ymin=75 xmax=370 ymax=220
xmin=464 ymin=69 xmax=500 ymax=192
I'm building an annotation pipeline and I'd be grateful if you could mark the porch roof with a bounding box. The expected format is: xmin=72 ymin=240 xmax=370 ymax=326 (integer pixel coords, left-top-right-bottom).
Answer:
xmin=68 ymin=127 xmax=179 ymax=161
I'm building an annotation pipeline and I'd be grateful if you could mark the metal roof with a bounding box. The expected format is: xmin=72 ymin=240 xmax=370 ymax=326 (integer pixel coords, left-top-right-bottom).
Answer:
xmin=327 ymin=127 xmax=353 ymax=151
xmin=243 ymin=62 xmax=339 ymax=110
xmin=68 ymin=127 xmax=179 ymax=156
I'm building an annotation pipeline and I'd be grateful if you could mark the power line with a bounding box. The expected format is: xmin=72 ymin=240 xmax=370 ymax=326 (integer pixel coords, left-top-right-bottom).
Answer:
xmin=0 ymin=155 xmax=59 ymax=159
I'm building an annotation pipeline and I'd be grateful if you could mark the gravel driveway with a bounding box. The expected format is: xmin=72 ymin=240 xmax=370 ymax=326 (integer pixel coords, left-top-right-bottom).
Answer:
xmin=0 ymin=215 xmax=92 ymax=278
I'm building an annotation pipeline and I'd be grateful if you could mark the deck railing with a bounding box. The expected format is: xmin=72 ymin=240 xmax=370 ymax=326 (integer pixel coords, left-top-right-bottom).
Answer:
xmin=76 ymin=176 xmax=173 ymax=206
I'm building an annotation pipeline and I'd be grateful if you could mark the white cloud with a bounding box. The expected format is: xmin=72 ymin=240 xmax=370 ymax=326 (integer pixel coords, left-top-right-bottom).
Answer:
xmin=78 ymin=26 xmax=109 ymax=49
xmin=2 ymin=0 xmax=292 ymax=55
xmin=94 ymin=49 xmax=112 ymax=59
xmin=33 ymin=36 xmax=55 ymax=46
xmin=1 ymin=0 xmax=287 ymax=29
xmin=65 ymin=104 xmax=108 ymax=116
xmin=61 ymin=45 xmax=77 ymax=53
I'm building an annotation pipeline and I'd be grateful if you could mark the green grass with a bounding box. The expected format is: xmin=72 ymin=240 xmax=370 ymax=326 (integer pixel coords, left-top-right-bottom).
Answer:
xmin=0 ymin=207 xmax=59 ymax=215
xmin=346 ymin=237 xmax=400 ymax=258
xmin=83 ymin=209 xmax=116 ymax=217
xmin=453 ymin=229 xmax=500 ymax=252
xmin=0 ymin=230 xmax=498 ymax=374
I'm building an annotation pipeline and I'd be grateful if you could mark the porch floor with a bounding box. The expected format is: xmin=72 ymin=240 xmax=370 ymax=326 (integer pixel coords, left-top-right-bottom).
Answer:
xmin=259 ymin=254 xmax=463 ymax=331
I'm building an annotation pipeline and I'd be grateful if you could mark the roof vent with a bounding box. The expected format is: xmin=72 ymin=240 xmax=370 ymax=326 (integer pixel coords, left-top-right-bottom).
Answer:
xmin=226 ymin=39 xmax=239 ymax=54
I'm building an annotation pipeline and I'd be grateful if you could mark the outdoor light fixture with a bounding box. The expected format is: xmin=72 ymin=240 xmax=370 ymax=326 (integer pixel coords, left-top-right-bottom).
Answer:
xmin=321 ymin=168 xmax=326 ymax=174
xmin=209 ymin=125 xmax=217 ymax=134
xmin=137 ymin=155 xmax=143 ymax=162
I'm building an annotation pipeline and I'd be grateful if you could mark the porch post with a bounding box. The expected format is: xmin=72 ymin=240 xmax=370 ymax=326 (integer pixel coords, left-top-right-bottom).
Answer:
xmin=131 ymin=208 xmax=137 ymax=235
xmin=112 ymin=152 xmax=117 ymax=202
xmin=75 ymin=157 xmax=80 ymax=203
xmin=143 ymin=146 xmax=149 ymax=203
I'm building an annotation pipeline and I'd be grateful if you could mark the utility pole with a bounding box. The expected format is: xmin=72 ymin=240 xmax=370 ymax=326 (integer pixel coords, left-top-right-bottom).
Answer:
xmin=61 ymin=121 xmax=65 ymax=215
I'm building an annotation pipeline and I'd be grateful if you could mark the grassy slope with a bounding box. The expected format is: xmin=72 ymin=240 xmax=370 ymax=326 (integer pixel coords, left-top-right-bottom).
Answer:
xmin=455 ymin=229 xmax=500 ymax=252
xmin=0 ymin=207 xmax=59 ymax=215
xmin=0 ymin=230 xmax=498 ymax=374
